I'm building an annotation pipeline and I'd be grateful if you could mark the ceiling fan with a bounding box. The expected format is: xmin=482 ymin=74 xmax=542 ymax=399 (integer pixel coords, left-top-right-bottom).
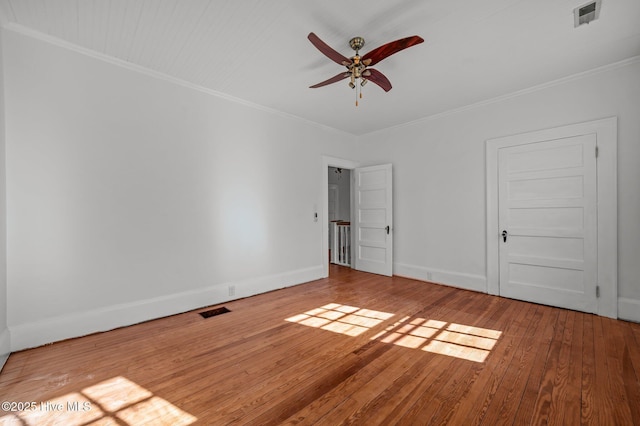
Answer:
xmin=308 ymin=32 xmax=424 ymax=106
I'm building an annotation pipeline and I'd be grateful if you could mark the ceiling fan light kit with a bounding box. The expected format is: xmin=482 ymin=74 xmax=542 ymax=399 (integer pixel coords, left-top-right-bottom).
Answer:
xmin=308 ymin=32 xmax=424 ymax=106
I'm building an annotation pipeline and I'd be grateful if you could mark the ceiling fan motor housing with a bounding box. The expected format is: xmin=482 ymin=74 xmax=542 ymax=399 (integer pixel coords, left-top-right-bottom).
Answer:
xmin=349 ymin=37 xmax=365 ymax=52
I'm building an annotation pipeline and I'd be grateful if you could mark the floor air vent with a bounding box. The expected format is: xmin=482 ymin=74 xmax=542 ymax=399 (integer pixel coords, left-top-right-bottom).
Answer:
xmin=199 ymin=306 xmax=231 ymax=318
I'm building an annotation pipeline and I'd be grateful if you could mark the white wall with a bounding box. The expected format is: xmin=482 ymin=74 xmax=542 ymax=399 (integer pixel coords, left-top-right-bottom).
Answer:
xmin=0 ymin=29 xmax=9 ymax=369
xmin=3 ymin=29 xmax=357 ymax=350
xmin=356 ymin=58 xmax=640 ymax=322
xmin=2 ymin=28 xmax=638 ymax=355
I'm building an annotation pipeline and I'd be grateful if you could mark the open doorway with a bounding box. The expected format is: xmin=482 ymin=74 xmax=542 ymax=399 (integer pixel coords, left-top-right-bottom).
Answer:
xmin=322 ymin=157 xmax=359 ymax=277
xmin=321 ymin=157 xmax=394 ymax=278
xmin=328 ymin=167 xmax=352 ymax=268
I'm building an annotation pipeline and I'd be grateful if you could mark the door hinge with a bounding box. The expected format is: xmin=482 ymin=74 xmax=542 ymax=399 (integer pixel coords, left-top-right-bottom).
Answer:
xmin=595 ymin=146 xmax=599 ymax=158
xmin=596 ymin=285 xmax=600 ymax=298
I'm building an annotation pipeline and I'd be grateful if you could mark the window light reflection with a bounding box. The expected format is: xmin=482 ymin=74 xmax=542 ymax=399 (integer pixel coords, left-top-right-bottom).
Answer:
xmin=0 ymin=376 xmax=196 ymax=426
xmin=285 ymin=303 xmax=394 ymax=337
xmin=286 ymin=304 xmax=502 ymax=363
xmin=373 ymin=316 xmax=502 ymax=362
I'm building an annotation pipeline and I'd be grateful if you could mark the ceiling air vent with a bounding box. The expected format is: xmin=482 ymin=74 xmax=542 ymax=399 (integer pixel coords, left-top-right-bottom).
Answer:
xmin=574 ymin=0 xmax=601 ymax=27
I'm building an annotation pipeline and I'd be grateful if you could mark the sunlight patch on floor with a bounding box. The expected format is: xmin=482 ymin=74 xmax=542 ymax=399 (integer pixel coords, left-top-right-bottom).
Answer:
xmin=0 ymin=376 xmax=196 ymax=426
xmin=372 ymin=316 xmax=502 ymax=362
xmin=285 ymin=303 xmax=394 ymax=337
xmin=286 ymin=304 xmax=502 ymax=363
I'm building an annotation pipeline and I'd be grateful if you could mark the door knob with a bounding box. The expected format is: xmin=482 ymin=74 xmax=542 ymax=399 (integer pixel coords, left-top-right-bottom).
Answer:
xmin=502 ymin=230 xmax=508 ymax=242
xmin=385 ymin=225 xmax=390 ymax=234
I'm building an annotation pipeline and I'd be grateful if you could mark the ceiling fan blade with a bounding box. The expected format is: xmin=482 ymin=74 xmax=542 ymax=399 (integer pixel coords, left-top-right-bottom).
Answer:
xmin=362 ymin=35 xmax=424 ymax=66
xmin=310 ymin=72 xmax=350 ymax=88
xmin=365 ymin=68 xmax=392 ymax=92
xmin=308 ymin=33 xmax=351 ymax=66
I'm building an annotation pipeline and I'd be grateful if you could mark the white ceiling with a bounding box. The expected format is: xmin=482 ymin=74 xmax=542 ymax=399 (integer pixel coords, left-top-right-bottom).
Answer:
xmin=0 ymin=0 xmax=638 ymax=135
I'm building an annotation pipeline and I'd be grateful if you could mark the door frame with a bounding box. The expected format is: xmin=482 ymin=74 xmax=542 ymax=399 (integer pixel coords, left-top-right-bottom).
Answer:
xmin=486 ymin=117 xmax=617 ymax=318
xmin=322 ymin=156 xmax=359 ymax=277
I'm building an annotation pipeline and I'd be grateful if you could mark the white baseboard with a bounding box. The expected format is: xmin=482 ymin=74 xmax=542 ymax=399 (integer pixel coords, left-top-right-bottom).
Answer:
xmin=0 ymin=329 xmax=10 ymax=372
xmin=618 ymin=297 xmax=640 ymax=323
xmin=9 ymin=265 xmax=324 ymax=351
xmin=394 ymin=263 xmax=487 ymax=293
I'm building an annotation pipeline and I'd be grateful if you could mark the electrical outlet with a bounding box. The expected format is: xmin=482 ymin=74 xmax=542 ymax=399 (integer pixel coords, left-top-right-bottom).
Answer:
xmin=228 ymin=285 xmax=235 ymax=297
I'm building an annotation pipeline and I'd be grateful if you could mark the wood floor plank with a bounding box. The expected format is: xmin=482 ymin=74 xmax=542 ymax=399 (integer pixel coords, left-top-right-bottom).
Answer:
xmin=529 ymin=308 xmax=569 ymax=424
xmin=1 ymin=265 xmax=639 ymax=425
xmin=562 ymin=309 xmax=584 ymax=426
xmin=284 ymin=346 xmax=417 ymax=425
xmin=591 ymin=314 xmax=620 ymax=425
xmin=601 ymin=316 xmax=635 ymax=424
xmin=351 ymin=292 xmax=498 ymax=424
xmin=342 ymin=334 xmax=457 ymax=424
xmin=399 ymin=296 xmax=528 ymax=425
xmin=622 ymin=321 xmax=640 ymax=425
xmin=319 ymin=287 xmax=492 ymax=424
xmin=509 ymin=305 xmax=560 ymax=425
xmin=581 ymin=313 xmax=596 ymax=425
xmin=546 ymin=309 xmax=579 ymax=425
xmin=241 ymin=281 xmax=467 ymax=425
xmin=477 ymin=303 xmax=547 ymax=425
xmin=280 ymin=288 xmax=462 ymax=424
xmin=450 ymin=302 xmax=541 ymax=426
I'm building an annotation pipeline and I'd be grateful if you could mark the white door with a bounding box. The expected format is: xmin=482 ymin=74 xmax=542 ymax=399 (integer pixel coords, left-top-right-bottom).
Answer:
xmin=353 ymin=164 xmax=393 ymax=276
xmin=498 ymin=134 xmax=597 ymax=313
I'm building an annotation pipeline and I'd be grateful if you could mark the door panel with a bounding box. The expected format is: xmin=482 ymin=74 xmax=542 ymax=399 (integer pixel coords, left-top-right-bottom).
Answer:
xmin=354 ymin=164 xmax=393 ymax=276
xmin=498 ymin=134 xmax=597 ymax=313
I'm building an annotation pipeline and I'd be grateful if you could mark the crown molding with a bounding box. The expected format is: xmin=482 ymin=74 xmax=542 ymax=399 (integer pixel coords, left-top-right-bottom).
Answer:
xmin=1 ymin=22 xmax=355 ymax=139
xmin=362 ymin=55 xmax=640 ymax=138
xmin=4 ymin=21 xmax=637 ymax=140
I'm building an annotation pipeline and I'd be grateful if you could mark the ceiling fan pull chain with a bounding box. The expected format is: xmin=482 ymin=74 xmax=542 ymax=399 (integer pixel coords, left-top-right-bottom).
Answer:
xmin=356 ymin=78 xmax=364 ymax=106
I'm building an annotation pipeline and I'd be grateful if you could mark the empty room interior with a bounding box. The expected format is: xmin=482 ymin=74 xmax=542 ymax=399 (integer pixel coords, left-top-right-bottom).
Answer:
xmin=0 ymin=0 xmax=639 ymax=424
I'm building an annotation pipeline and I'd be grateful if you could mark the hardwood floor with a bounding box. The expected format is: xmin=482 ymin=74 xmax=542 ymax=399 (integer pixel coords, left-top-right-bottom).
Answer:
xmin=1 ymin=265 xmax=639 ymax=425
